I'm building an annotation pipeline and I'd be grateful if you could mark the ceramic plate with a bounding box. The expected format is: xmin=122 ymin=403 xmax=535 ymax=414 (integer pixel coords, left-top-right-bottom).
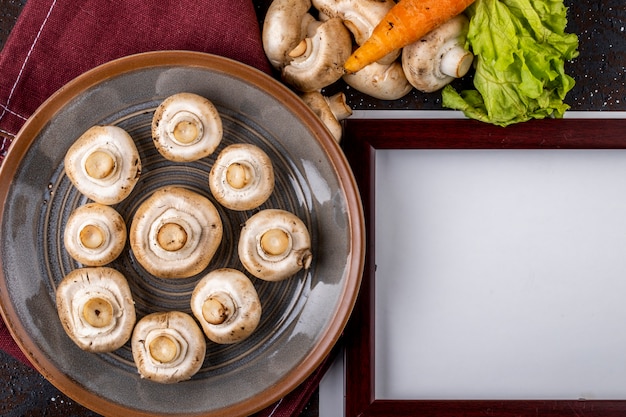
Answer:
xmin=0 ymin=51 xmax=364 ymax=416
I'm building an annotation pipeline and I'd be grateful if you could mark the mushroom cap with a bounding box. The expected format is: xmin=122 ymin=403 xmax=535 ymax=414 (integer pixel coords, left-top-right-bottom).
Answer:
xmin=208 ymin=143 xmax=275 ymax=211
xmin=401 ymin=15 xmax=474 ymax=93
xmin=64 ymin=125 xmax=141 ymax=205
xmin=63 ymin=203 xmax=127 ymax=266
xmin=238 ymin=209 xmax=312 ymax=281
xmin=190 ymin=268 xmax=262 ymax=344
xmin=55 ymin=267 xmax=136 ymax=353
xmin=342 ymin=60 xmax=413 ymax=100
xmin=130 ymin=186 xmax=223 ymax=279
xmin=262 ymin=0 xmax=314 ymax=70
xmin=152 ymin=92 xmax=223 ymax=162
xmin=282 ymin=17 xmax=353 ymax=92
xmin=131 ymin=311 xmax=206 ymax=384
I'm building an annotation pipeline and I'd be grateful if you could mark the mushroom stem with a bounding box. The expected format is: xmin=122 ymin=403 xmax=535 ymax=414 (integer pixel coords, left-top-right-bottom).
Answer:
xmin=440 ymin=45 xmax=474 ymax=78
xmin=79 ymin=224 xmax=106 ymax=249
xmin=226 ymin=162 xmax=253 ymax=190
xmin=260 ymin=228 xmax=291 ymax=257
xmin=170 ymin=112 xmax=202 ymax=145
xmin=84 ymin=150 xmax=116 ymax=180
xmin=325 ymin=92 xmax=352 ymax=121
xmin=201 ymin=293 xmax=235 ymax=325
xmin=288 ymin=38 xmax=310 ymax=58
xmin=157 ymin=222 xmax=188 ymax=252
xmin=82 ymin=297 xmax=114 ymax=328
xmin=149 ymin=334 xmax=181 ymax=364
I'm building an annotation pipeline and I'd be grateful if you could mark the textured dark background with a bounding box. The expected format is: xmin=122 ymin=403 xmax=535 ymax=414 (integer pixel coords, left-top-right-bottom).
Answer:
xmin=1 ymin=0 xmax=625 ymax=416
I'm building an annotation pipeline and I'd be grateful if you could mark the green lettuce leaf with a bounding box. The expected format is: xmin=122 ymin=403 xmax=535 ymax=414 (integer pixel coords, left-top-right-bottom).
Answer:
xmin=441 ymin=0 xmax=579 ymax=126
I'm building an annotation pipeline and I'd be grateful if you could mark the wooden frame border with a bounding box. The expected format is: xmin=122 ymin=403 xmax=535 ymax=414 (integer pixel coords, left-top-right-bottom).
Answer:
xmin=341 ymin=118 xmax=626 ymax=417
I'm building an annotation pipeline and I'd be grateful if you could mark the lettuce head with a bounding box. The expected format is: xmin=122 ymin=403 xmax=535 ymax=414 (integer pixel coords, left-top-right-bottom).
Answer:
xmin=441 ymin=0 xmax=580 ymax=126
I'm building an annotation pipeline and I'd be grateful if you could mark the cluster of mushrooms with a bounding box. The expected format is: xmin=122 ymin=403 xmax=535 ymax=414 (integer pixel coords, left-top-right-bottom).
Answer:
xmin=56 ymin=92 xmax=313 ymax=383
xmin=262 ymin=0 xmax=475 ymax=141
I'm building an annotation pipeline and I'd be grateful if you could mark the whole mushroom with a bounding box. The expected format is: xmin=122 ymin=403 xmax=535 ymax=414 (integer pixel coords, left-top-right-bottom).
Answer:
xmin=342 ymin=60 xmax=413 ymax=100
xmin=208 ymin=143 xmax=275 ymax=211
xmin=56 ymin=267 xmax=136 ymax=353
xmin=63 ymin=203 xmax=127 ymax=266
xmin=402 ymin=15 xmax=474 ymax=93
xmin=312 ymin=0 xmax=400 ymax=65
xmin=130 ymin=186 xmax=223 ymax=279
xmin=190 ymin=268 xmax=262 ymax=344
xmin=64 ymin=125 xmax=141 ymax=205
xmin=300 ymin=91 xmax=352 ymax=142
xmin=282 ymin=17 xmax=353 ymax=92
xmin=131 ymin=311 xmax=206 ymax=384
xmin=152 ymin=92 xmax=223 ymax=162
xmin=262 ymin=0 xmax=316 ymax=70
xmin=238 ymin=209 xmax=312 ymax=282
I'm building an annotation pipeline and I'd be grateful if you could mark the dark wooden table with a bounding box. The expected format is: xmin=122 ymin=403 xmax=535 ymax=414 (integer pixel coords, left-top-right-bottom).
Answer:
xmin=1 ymin=0 xmax=624 ymax=416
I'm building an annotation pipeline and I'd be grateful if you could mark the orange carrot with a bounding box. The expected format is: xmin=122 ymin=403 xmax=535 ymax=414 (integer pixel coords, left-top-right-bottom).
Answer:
xmin=343 ymin=0 xmax=476 ymax=73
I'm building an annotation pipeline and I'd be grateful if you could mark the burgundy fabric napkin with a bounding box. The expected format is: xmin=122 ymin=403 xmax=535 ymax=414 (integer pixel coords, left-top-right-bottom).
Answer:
xmin=0 ymin=1 xmax=328 ymax=415
xmin=0 ymin=0 xmax=272 ymax=153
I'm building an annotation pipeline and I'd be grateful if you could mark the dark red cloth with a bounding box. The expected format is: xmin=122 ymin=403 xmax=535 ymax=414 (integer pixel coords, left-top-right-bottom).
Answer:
xmin=0 ymin=1 xmax=327 ymax=416
xmin=0 ymin=0 xmax=271 ymax=153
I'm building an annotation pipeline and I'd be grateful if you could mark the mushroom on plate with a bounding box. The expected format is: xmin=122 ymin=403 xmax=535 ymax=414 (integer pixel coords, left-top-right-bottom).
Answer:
xmin=152 ymin=92 xmax=223 ymax=162
xmin=64 ymin=125 xmax=141 ymax=205
xmin=130 ymin=186 xmax=223 ymax=279
xmin=191 ymin=268 xmax=261 ymax=344
xmin=131 ymin=311 xmax=206 ymax=384
xmin=238 ymin=209 xmax=312 ymax=281
xmin=402 ymin=15 xmax=474 ymax=93
xmin=300 ymin=91 xmax=352 ymax=143
xmin=282 ymin=17 xmax=353 ymax=92
xmin=63 ymin=203 xmax=127 ymax=266
xmin=208 ymin=143 xmax=275 ymax=211
xmin=56 ymin=267 xmax=136 ymax=353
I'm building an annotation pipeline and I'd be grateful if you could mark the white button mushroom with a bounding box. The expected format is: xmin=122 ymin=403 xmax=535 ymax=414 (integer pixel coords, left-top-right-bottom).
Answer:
xmin=63 ymin=203 xmax=127 ymax=266
xmin=312 ymin=0 xmax=400 ymax=65
xmin=55 ymin=267 xmax=136 ymax=353
xmin=208 ymin=143 xmax=275 ymax=211
xmin=300 ymin=91 xmax=352 ymax=143
xmin=238 ymin=209 xmax=312 ymax=282
xmin=130 ymin=187 xmax=223 ymax=279
xmin=401 ymin=15 xmax=474 ymax=93
xmin=131 ymin=311 xmax=206 ymax=384
xmin=190 ymin=268 xmax=261 ymax=344
xmin=282 ymin=17 xmax=353 ymax=92
xmin=262 ymin=0 xmax=317 ymax=70
xmin=152 ymin=92 xmax=223 ymax=162
xmin=64 ymin=125 xmax=141 ymax=205
xmin=342 ymin=60 xmax=413 ymax=101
